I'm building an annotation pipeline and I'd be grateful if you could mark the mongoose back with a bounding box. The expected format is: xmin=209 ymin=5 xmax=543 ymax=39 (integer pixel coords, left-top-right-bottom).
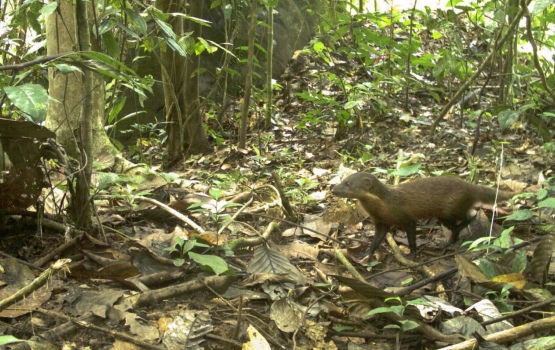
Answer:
xmin=332 ymin=172 xmax=513 ymax=258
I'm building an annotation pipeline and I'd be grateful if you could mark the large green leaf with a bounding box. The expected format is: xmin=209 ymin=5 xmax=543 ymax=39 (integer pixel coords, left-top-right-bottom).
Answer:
xmin=188 ymin=252 xmax=230 ymax=275
xmin=506 ymin=209 xmax=533 ymax=221
xmin=3 ymin=84 xmax=48 ymax=122
xmin=538 ymin=197 xmax=555 ymax=209
xmin=0 ymin=335 xmax=25 ymax=345
xmin=391 ymin=163 xmax=422 ymax=177
xmin=152 ymin=17 xmax=187 ymax=57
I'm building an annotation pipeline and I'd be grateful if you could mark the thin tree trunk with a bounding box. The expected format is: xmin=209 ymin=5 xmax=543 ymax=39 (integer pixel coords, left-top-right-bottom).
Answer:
xmin=75 ymin=0 xmax=93 ymax=228
xmin=239 ymin=1 xmax=257 ymax=149
xmin=157 ymin=0 xmax=186 ymax=166
xmin=184 ymin=0 xmax=209 ymax=155
xmin=46 ymin=0 xmax=106 ymax=227
xmin=264 ymin=2 xmax=274 ymax=130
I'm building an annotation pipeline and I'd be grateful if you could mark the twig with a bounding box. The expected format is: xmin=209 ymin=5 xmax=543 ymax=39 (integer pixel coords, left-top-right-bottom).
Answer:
xmin=227 ymin=220 xmax=278 ymax=251
xmin=33 ymin=234 xmax=83 ymax=267
xmin=0 ymin=259 xmax=70 ymax=312
xmin=134 ymin=196 xmax=205 ymax=234
xmin=271 ymin=171 xmax=298 ymax=222
xmin=334 ymin=248 xmax=365 ymax=282
xmin=481 ymin=296 xmax=555 ymax=327
xmin=218 ymin=196 xmax=254 ymax=235
xmin=439 ymin=315 xmax=555 ymax=350
xmin=385 ymin=234 xmax=447 ymax=300
xmin=0 ymin=54 xmax=64 ymax=71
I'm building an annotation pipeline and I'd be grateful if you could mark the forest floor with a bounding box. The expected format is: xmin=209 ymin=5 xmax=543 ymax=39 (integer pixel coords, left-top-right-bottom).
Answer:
xmin=1 ymin=14 xmax=553 ymax=350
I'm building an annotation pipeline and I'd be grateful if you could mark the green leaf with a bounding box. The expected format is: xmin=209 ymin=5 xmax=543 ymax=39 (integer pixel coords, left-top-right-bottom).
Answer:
xmin=506 ymin=209 xmax=533 ymax=221
xmin=209 ymin=188 xmax=224 ymax=200
xmin=114 ymin=21 xmax=141 ymax=40
xmin=124 ymin=8 xmax=147 ymax=35
xmin=160 ymin=172 xmax=180 ymax=183
xmin=3 ymin=84 xmax=48 ymax=123
xmin=497 ymin=110 xmax=519 ymax=130
xmin=312 ymin=41 xmax=331 ymax=65
xmin=222 ymin=202 xmax=243 ymax=209
xmin=406 ymin=298 xmax=435 ymax=307
xmin=188 ymin=202 xmax=206 ymax=210
xmin=367 ymin=305 xmax=404 ymax=317
xmin=383 ymin=324 xmax=401 ymax=330
xmin=107 ymin=96 xmax=126 ymax=124
xmin=391 ymin=163 xmax=422 ymax=176
xmin=96 ymin=172 xmax=120 ymax=190
xmin=477 ymin=258 xmax=497 ymax=279
xmin=39 ymin=2 xmax=58 ymax=18
xmin=399 ymin=320 xmax=420 ymax=332
xmin=152 ymin=17 xmax=187 ymax=57
xmin=367 ymin=307 xmax=395 ymax=316
xmin=197 ymin=37 xmax=217 ymax=54
xmin=173 ymin=258 xmax=185 ymax=266
xmin=188 ymin=252 xmax=230 ymax=275
xmin=532 ymin=0 xmax=552 ymax=14
xmin=513 ymin=249 xmax=527 ymax=274
xmin=495 ymin=226 xmax=514 ymax=248
xmin=344 ymin=100 xmax=362 ymax=109
xmin=539 ymin=198 xmax=555 ymax=209
xmin=169 ymin=13 xmax=212 ymax=26
xmin=0 ymin=335 xmax=25 ymax=345
xmin=181 ymin=239 xmax=196 ymax=254
xmin=53 ymin=63 xmax=82 ymax=74
xmin=175 ymin=237 xmax=185 ymax=246
xmin=102 ymin=32 xmax=120 ymax=58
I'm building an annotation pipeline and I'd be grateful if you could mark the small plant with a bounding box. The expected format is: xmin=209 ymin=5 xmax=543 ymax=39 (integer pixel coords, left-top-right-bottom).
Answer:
xmin=94 ymin=171 xmax=153 ymax=208
xmin=285 ymin=177 xmax=318 ymax=205
xmin=123 ymin=122 xmax=167 ymax=164
xmin=164 ymin=237 xmax=233 ymax=275
xmin=485 ymin=284 xmax=514 ymax=313
xmin=164 ymin=237 xmax=199 ymax=266
xmin=188 ymin=188 xmax=242 ymax=227
xmin=94 ymin=167 xmax=178 ymax=211
xmin=367 ymin=297 xmax=428 ymax=332
xmin=503 ymin=178 xmax=555 ymax=223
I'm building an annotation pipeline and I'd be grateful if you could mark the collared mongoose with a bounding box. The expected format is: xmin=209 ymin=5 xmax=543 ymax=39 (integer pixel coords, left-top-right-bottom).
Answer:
xmin=332 ymin=172 xmax=513 ymax=257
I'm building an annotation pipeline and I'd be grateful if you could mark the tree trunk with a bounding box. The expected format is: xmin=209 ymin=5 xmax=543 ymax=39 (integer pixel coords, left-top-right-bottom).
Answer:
xmin=239 ymin=1 xmax=257 ymax=149
xmin=157 ymin=0 xmax=210 ymax=166
xmin=264 ymin=1 xmax=274 ymax=130
xmin=45 ymin=0 xmax=117 ymax=168
xmin=184 ymin=0 xmax=210 ymax=156
xmin=45 ymin=0 xmax=100 ymax=227
xmin=74 ymin=0 xmax=93 ymax=228
xmin=157 ymin=0 xmax=186 ymax=165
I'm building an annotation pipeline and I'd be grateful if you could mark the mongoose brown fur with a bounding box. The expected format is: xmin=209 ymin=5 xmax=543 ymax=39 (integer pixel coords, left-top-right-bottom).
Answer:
xmin=332 ymin=172 xmax=514 ymax=258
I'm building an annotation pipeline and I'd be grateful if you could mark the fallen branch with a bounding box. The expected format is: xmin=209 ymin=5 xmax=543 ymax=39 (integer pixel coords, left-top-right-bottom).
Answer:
xmin=439 ymin=315 xmax=555 ymax=350
xmin=0 ymin=259 xmax=70 ymax=313
xmin=135 ymin=196 xmax=205 ymax=234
